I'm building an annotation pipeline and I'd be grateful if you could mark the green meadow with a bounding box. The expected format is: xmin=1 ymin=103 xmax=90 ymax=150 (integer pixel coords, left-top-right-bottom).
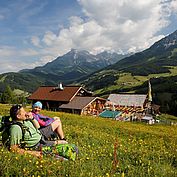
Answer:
xmin=95 ymin=66 xmax=177 ymax=95
xmin=0 ymin=104 xmax=177 ymax=177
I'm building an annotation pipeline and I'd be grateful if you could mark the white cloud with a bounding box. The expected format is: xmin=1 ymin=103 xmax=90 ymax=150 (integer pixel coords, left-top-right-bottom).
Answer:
xmin=0 ymin=46 xmax=40 ymax=73
xmin=170 ymin=0 xmax=177 ymax=15
xmin=42 ymin=31 xmax=57 ymax=46
xmin=0 ymin=0 xmax=176 ymax=74
xmin=31 ymin=36 xmax=41 ymax=47
xmin=0 ymin=46 xmax=16 ymax=57
xmin=0 ymin=46 xmax=38 ymax=57
xmin=31 ymin=0 xmax=174 ymax=58
xmin=76 ymin=0 xmax=169 ymax=53
xmin=0 ymin=59 xmax=30 ymax=74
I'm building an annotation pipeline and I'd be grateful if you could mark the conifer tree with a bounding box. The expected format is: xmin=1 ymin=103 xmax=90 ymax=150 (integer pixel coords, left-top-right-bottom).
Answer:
xmin=1 ymin=85 xmax=15 ymax=104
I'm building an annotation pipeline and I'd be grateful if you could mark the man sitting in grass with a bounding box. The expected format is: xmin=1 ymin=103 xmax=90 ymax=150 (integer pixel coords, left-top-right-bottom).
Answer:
xmin=9 ymin=104 xmax=68 ymax=157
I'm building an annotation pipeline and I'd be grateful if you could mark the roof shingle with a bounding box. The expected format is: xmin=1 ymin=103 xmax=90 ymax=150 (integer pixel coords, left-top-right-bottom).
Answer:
xmin=28 ymin=86 xmax=82 ymax=102
xmin=107 ymin=94 xmax=147 ymax=107
xmin=59 ymin=96 xmax=97 ymax=110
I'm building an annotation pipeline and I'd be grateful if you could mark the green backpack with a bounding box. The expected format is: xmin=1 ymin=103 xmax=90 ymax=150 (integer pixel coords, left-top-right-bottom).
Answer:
xmin=0 ymin=115 xmax=29 ymax=148
xmin=42 ymin=144 xmax=79 ymax=161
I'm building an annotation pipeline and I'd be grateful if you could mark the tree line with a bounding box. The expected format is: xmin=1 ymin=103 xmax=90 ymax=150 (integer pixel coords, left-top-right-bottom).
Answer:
xmin=0 ymin=85 xmax=28 ymax=105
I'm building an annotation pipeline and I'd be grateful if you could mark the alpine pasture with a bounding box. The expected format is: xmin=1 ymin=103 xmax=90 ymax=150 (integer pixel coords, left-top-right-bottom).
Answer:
xmin=0 ymin=104 xmax=177 ymax=177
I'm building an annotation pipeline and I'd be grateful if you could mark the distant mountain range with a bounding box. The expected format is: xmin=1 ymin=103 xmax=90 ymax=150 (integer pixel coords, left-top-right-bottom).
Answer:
xmin=1 ymin=29 xmax=177 ymax=96
xmin=1 ymin=29 xmax=177 ymax=115
xmin=80 ymin=29 xmax=177 ymax=93
xmin=0 ymin=49 xmax=129 ymax=93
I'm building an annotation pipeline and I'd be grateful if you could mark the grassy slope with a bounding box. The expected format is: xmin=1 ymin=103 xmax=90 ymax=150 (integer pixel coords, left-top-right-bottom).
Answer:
xmin=0 ymin=104 xmax=177 ymax=176
xmin=94 ymin=66 xmax=177 ymax=95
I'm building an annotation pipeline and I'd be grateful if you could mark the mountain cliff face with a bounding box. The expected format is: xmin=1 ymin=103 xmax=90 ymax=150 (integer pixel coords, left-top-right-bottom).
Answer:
xmin=0 ymin=49 xmax=126 ymax=93
xmin=23 ymin=49 xmax=126 ymax=74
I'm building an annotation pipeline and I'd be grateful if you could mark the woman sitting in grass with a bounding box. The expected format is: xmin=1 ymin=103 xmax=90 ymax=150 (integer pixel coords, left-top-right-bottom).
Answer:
xmin=31 ymin=101 xmax=67 ymax=141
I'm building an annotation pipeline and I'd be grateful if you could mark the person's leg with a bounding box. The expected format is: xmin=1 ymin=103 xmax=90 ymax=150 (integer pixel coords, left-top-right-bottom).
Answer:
xmin=50 ymin=119 xmax=65 ymax=140
xmin=39 ymin=125 xmax=54 ymax=140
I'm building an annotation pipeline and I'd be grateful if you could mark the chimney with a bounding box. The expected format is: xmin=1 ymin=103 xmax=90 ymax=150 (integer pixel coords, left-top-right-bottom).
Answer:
xmin=58 ymin=82 xmax=64 ymax=90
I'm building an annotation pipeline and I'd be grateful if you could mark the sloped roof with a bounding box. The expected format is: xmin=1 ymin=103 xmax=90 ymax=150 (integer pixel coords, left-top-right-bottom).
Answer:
xmin=99 ymin=110 xmax=122 ymax=118
xmin=28 ymin=86 xmax=85 ymax=102
xmin=59 ymin=96 xmax=103 ymax=110
xmin=107 ymin=94 xmax=147 ymax=107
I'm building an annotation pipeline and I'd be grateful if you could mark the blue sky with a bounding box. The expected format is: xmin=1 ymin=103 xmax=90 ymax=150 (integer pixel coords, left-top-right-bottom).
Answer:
xmin=0 ymin=0 xmax=177 ymax=73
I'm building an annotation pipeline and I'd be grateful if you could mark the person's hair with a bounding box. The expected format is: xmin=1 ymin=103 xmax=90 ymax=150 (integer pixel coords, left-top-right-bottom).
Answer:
xmin=10 ymin=104 xmax=22 ymax=120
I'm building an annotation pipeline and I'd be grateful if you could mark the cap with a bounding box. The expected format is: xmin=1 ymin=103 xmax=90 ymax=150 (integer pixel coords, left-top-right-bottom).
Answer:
xmin=33 ymin=101 xmax=42 ymax=109
xmin=10 ymin=104 xmax=22 ymax=119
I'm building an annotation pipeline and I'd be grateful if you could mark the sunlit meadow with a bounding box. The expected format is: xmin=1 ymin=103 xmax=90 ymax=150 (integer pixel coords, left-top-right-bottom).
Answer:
xmin=0 ymin=104 xmax=177 ymax=176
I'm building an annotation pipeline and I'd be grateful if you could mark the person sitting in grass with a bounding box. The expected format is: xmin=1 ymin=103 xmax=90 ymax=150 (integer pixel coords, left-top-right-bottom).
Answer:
xmin=9 ymin=104 xmax=68 ymax=157
xmin=31 ymin=101 xmax=66 ymax=141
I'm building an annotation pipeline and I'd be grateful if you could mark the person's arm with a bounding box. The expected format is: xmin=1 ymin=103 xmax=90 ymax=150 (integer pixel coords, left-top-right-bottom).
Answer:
xmin=38 ymin=114 xmax=52 ymax=120
xmin=10 ymin=145 xmax=41 ymax=157
xmin=37 ymin=114 xmax=55 ymax=127
xmin=27 ymin=112 xmax=40 ymax=129
xmin=31 ymin=119 xmax=40 ymax=129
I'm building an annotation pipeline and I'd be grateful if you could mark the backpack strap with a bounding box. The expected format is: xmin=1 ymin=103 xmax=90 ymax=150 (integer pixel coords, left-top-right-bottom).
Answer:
xmin=11 ymin=121 xmax=32 ymax=148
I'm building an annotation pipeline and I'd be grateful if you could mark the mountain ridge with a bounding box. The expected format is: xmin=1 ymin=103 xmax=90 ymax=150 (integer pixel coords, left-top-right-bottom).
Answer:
xmin=79 ymin=29 xmax=177 ymax=94
xmin=0 ymin=49 xmax=128 ymax=93
xmin=1 ymin=29 xmax=177 ymax=115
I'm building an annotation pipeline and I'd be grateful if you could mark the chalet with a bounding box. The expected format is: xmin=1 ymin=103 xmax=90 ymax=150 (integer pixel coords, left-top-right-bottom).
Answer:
xmin=105 ymin=94 xmax=148 ymax=120
xmin=101 ymin=81 xmax=160 ymax=122
xmin=28 ymin=84 xmax=105 ymax=115
xmin=59 ymin=96 xmax=105 ymax=115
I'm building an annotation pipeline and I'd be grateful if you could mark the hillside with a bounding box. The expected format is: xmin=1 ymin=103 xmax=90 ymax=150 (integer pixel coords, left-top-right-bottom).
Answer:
xmin=81 ymin=29 xmax=177 ymax=91
xmin=79 ymin=30 xmax=177 ymax=115
xmin=1 ymin=30 xmax=177 ymax=97
xmin=0 ymin=49 xmax=128 ymax=94
xmin=109 ymin=30 xmax=177 ymax=76
xmin=0 ymin=104 xmax=177 ymax=176
xmin=0 ymin=72 xmax=44 ymax=93
xmin=1 ymin=30 xmax=177 ymax=115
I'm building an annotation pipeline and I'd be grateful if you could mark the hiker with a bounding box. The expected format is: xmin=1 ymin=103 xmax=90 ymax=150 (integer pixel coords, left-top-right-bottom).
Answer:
xmin=31 ymin=101 xmax=66 ymax=141
xmin=9 ymin=104 xmax=67 ymax=157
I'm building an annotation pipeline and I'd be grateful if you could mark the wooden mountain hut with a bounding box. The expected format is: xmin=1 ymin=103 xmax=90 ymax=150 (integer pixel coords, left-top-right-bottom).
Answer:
xmin=28 ymin=84 xmax=105 ymax=115
xmin=107 ymin=94 xmax=147 ymax=109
